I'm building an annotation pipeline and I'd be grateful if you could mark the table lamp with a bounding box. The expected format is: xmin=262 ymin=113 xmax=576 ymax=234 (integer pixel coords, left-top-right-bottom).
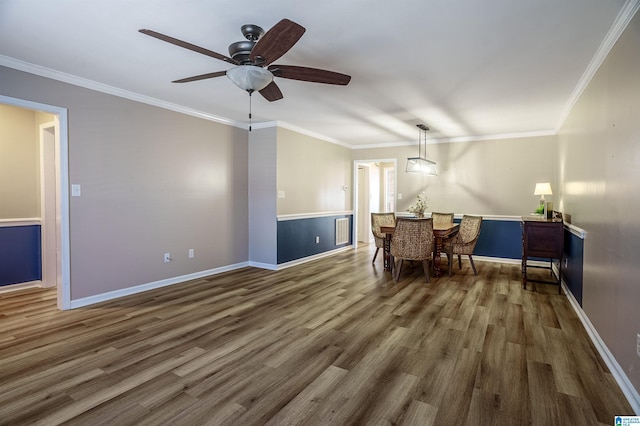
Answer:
xmin=533 ymin=182 xmax=553 ymax=217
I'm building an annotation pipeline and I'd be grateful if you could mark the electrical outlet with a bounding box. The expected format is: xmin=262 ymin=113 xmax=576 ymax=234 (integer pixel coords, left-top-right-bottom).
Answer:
xmin=163 ymin=253 xmax=171 ymax=263
xmin=188 ymin=249 xmax=195 ymax=258
xmin=636 ymin=334 xmax=640 ymax=358
xmin=315 ymin=236 xmax=320 ymax=244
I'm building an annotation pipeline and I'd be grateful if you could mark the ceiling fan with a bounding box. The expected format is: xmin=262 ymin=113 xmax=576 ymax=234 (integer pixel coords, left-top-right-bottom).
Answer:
xmin=139 ymin=19 xmax=351 ymax=102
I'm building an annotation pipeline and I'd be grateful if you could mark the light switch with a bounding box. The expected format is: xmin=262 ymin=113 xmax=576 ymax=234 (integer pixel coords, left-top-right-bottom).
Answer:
xmin=278 ymin=190 xmax=286 ymax=198
xmin=71 ymin=184 xmax=81 ymax=197
xmin=397 ymin=193 xmax=403 ymax=200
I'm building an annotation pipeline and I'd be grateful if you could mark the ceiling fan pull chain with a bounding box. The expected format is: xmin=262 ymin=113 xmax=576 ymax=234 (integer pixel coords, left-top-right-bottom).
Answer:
xmin=248 ymin=90 xmax=253 ymax=132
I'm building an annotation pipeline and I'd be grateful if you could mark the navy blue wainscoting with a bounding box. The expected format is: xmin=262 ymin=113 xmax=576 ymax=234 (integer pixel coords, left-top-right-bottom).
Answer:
xmin=562 ymin=229 xmax=584 ymax=306
xmin=0 ymin=225 xmax=42 ymax=286
xmin=473 ymin=219 xmax=523 ymax=260
xmin=277 ymin=215 xmax=353 ymax=264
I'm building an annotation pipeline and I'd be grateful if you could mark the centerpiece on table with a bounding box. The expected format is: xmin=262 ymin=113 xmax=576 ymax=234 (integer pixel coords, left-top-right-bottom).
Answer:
xmin=408 ymin=192 xmax=428 ymax=218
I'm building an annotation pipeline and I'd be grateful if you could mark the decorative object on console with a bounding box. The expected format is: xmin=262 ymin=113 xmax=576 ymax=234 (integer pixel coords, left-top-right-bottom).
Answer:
xmin=406 ymin=124 xmax=437 ymax=176
xmin=533 ymin=182 xmax=553 ymax=217
xmin=408 ymin=192 xmax=428 ymax=218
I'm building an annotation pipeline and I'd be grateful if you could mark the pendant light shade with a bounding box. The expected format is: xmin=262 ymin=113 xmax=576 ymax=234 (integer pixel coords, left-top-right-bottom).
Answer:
xmin=406 ymin=157 xmax=438 ymax=175
xmin=226 ymin=66 xmax=273 ymax=92
xmin=406 ymin=124 xmax=437 ymax=176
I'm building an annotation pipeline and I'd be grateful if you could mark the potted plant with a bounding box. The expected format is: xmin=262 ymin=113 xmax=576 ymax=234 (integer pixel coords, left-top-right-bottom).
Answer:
xmin=408 ymin=193 xmax=428 ymax=218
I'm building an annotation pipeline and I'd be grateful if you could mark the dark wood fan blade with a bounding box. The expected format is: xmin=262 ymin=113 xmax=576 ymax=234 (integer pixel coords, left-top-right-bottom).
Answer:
xmin=249 ymin=19 xmax=305 ymax=66
xmin=268 ymin=65 xmax=351 ymax=85
xmin=172 ymin=71 xmax=227 ymax=83
xmin=259 ymin=81 xmax=284 ymax=102
xmin=139 ymin=29 xmax=238 ymax=65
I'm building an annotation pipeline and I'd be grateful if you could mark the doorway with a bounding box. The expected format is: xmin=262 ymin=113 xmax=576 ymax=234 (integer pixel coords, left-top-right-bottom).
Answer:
xmin=353 ymin=159 xmax=397 ymax=247
xmin=0 ymin=95 xmax=71 ymax=309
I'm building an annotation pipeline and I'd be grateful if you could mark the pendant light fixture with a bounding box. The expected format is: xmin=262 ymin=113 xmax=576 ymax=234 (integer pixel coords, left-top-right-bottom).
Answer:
xmin=406 ymin=124 xmax=437 ymax=176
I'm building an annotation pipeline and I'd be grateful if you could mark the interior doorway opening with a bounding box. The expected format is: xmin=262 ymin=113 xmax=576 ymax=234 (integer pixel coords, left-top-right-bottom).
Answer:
xmin=353 ymin=159 xmax=397 ymax=247
xmin=0 ymin=95 xmax=70 ymax=310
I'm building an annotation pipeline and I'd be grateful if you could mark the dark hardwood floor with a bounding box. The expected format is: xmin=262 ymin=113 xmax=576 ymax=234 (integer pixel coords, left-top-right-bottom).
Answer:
xmin=0 ymin=245 xmax=633 ymax=425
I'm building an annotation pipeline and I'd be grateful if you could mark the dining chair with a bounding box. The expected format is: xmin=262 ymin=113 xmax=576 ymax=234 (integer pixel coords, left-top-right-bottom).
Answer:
xmin=390 ymin=217 xmax=434 ymax=282
xmin=370 ymin=212 xmax=396 ymax=263
xmin=431 ymin=212 xmax=454 ymax=227
xmin=443 ymin=215 xmax=483 ymax=276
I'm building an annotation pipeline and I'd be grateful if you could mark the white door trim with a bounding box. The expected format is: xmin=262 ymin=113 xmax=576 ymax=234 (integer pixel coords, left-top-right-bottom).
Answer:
xmin=39 ymin=121 xmax=57 ymax=289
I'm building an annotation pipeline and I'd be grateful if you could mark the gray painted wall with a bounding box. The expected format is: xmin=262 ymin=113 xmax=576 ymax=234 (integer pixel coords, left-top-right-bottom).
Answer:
xmin=1 ymin=66 xmax=248 ymax=300
xmin=557 ymin=11 xmax=640 ymax=393
xmin=248 ymin=127 xmax=277 ymax=265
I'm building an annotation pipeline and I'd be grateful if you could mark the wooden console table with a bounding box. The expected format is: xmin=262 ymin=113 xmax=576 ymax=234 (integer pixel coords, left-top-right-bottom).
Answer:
xmin=521 ymin=217 xmax=564 ymax=293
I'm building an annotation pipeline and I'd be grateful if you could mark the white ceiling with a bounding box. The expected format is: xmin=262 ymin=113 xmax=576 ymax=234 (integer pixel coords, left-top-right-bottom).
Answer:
xmin=0 ymin=0 xmax=634 ymax=147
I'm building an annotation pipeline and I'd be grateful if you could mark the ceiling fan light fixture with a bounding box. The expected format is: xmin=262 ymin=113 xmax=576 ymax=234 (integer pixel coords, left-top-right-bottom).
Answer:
xmin=226 ymin=66 xmax=273 ymax=92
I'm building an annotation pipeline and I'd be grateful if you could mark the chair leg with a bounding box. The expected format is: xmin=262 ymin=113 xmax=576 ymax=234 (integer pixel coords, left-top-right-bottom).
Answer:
xmin=393 ymin=259 xmax=404 ymax=282
xmin=372 ymin=247 xmax=380 ymax=263
xmin=448 ymin=251 xmax=453 ymax=277
xmin=422 ymin=259 xmax=431 ymax=283
xmin=469 ymin=255 xmax=478 ymax=275
xmin=458 ymin=254 xmax=462 ymax=269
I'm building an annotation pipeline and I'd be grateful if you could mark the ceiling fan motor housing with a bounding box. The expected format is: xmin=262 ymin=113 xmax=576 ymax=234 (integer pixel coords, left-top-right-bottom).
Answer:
xmin=229 ymin=24 xmax=265 ymax=64
xmin=229 ymin=40 xmax=255 ymax=63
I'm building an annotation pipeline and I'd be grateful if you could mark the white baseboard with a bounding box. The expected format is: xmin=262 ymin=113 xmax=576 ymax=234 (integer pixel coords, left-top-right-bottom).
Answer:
xmin=274 ymin=246 xmax=354 ymax=270
xmin=247 ymin=261 xmax=278 ymax=270
xmin=68 ymin=262 xmax=249 ymax=309
xmin=68 ymin=246 xmax=355 ymax=308
xmin=562 ymin=281 xmax=640 ymax=414
xmin=0 ymin=280 xmax=43 ymax=293
xmin=474 ymin=255 xmax=521 ymax=265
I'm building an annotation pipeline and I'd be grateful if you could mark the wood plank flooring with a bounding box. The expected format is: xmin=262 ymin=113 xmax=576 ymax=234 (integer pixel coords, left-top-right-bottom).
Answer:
xmin=0 ymin=245 xmax=633 ymax=425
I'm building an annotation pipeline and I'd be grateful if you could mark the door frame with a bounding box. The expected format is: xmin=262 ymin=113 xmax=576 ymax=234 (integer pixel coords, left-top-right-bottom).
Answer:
xmin=39 ymin=121 xmax=58 ymax=289
xmin=1 ymin=95 xmax=71 ymax=310
xmin=352 ymin=158 xmax=397 ymax=249
xmin=356 ymin=164 xmax=370 ymax=244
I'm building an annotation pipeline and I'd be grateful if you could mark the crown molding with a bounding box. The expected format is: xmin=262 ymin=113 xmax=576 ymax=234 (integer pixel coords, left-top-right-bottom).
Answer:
xmin=253 ymin=120 xmax=352 ymax=148
xmin=0 ymin=55 xmax=245 ymax=129
xmin=555 ymin=0 xmax=640 ymax=132
xmin=351 ymin=129 xmax=557 ymax=149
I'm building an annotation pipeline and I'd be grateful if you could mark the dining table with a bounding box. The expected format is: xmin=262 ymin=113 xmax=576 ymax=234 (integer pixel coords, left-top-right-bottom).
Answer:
xmin=380 ymin=221 xmax=460 ymax=277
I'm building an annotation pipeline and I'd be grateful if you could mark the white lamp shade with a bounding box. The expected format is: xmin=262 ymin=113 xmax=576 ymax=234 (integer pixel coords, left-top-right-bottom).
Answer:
xmin=226 ymin=66 xmax=273 ymax=91
xmin=406 ymin=157 xmax=438 ymax=176
xmin=533 ymin=182 xmax=553 ymax=196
